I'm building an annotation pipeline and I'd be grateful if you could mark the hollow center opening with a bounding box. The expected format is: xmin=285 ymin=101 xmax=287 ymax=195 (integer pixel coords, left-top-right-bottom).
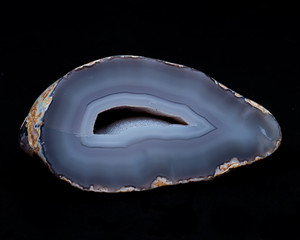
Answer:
xmin=93 ymin=106 xmax=188 ymax=134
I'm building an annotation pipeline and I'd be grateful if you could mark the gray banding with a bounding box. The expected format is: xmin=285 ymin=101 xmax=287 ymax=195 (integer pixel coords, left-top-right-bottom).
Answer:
xmin=80 ymin=93 xmax=215 ymax=148
xmin=20 ymin=55 xmax=281 ymax=192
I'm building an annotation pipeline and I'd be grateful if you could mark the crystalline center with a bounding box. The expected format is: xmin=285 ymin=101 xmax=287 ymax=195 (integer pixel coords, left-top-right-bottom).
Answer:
xmin=93 ymin=106 xmax=189 ymax=135
xmin=80 ymin=93 xmax=216 ymax=148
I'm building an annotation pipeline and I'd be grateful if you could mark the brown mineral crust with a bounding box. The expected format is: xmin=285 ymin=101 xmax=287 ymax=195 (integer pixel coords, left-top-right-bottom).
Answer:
xmin=151 ymin=176 xmax=173 ymax=188
xmin=244 ymin=98 xmax=271 ymax=115
xmin=218 ymin=82 xmax=229 ymax=90
xmin=22 ymin=80 xmax=59 ymax=158
xmin=214 ymin=157 xmax=249 ymax=177
xmin=25 ymin=100 xmax=41 ymax=153
xmin=116 ymin=186 xmax=140 ymax=192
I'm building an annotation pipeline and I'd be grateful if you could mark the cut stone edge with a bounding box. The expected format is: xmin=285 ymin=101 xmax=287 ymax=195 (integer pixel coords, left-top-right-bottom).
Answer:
xmin=21 ymin=56 xmax=282 ymax=192
xmin=19 ymin=80 xmax=59 ymax=165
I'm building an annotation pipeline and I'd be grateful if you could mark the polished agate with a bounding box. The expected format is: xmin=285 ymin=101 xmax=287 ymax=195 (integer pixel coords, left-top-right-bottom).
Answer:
xmin=19 ymin=56 xmax=281 ymax=192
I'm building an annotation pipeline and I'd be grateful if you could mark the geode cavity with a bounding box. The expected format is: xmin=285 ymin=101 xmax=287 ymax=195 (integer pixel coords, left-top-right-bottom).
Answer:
xmin=19 ymin=55 xmax=281 ymax=192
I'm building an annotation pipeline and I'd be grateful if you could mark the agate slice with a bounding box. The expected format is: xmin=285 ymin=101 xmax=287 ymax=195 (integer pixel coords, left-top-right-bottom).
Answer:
xmin=19 ymin=56 xmax=281 ymax=192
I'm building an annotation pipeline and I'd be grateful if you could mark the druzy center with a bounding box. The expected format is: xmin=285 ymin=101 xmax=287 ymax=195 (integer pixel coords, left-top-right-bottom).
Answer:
xmin=93 ymin=106 xmax=188 ymax=134
xmin=79 ymin=93 xmax=216 ymax=148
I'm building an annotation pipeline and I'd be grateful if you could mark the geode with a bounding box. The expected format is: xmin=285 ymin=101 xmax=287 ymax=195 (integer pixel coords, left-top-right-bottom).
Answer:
xmin=19 ymin=56 xmax=281 ymax=192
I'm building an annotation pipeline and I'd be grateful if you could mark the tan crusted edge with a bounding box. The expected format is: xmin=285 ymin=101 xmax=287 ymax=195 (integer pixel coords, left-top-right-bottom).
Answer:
xmin=72 ymin=56 xmax=143 ymax=72
xmin=64 ymin=55 xmax=187 ymax=78
xmin=22 ymin=80 xmax=59 ymax=164
xmin=59 ymin=134 xmax=282 ymax=193
xmin=254 ymin=137 xmax=282 ymax=162
xmin=244 ymin=98 xmax=271 ymax=115
xmin=60 ymin=175 xmax=142 ymax=193
xmin=214 ymin=134 xmax=282 ymax=177
xmin=212 ymin=77 xmax=272 ymax=115
xmin=60 ymin=176 xmax=85 ymax=191
xmin=151 ymin=176 xmax=173 ymax=188
xmin=218 ymin=82 xmax=228 ymax=90
xmin=214 ymin=157 xmax=248 ymax=177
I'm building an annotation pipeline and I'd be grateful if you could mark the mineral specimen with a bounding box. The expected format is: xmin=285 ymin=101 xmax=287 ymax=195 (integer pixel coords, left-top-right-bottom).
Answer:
xmin=19 ymin=56 xmax=281 ymax=192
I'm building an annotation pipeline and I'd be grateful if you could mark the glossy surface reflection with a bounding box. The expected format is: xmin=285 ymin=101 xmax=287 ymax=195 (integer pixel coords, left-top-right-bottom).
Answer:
xmin=19 ymin=56 xmax=281 ymax=192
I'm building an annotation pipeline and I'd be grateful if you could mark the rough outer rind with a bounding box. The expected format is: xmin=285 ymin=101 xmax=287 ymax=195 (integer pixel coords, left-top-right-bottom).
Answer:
xmin=214 ymin=157 xmax=248 ymax=177
xmin=20 ymin=80 xmax=59 ymax=164
xmin=151 ymin=176 xmax=173 ymax=188
xmin=212 ymin=77 xmax=273 ymax=116
xmin=244 ymin=98 xmax=271 ymax=115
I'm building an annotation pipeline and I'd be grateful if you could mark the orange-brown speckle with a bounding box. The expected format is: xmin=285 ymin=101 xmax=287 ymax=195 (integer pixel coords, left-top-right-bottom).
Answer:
xmin=245 ymin=98 xmax=271 ymax=115
xmin=23 ymin=80 xmax=58 ymax=160
xmin=151 ymin=176 xmax=173 ymax=188
xmin=89 ymin=184 xmax=110 ymax=192
xmin=254 ymin=156 xmax=263 ymax=162
xmin=116 ymin=186 xmax=140 ymax=192
xmin=26 ymin=101 xmax=40 ymax=152
xmin=219 ymin=83 xmax=228 ymax=90
xmin=214 ymin=158 xmax=248 ymax=177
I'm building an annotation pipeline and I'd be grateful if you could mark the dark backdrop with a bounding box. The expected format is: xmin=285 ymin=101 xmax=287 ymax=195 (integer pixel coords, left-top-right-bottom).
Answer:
xmin=1 ymin=2 xmax=299 ymax=240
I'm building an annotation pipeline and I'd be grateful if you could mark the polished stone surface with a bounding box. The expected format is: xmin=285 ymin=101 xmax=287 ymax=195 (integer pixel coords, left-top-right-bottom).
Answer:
xmin=19 ymin=56 xmax=281 ymax=192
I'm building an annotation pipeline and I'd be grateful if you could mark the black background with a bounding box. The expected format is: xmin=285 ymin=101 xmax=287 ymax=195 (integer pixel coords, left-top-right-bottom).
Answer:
xmin=1 ymin=2 xmax=299 ymax=240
